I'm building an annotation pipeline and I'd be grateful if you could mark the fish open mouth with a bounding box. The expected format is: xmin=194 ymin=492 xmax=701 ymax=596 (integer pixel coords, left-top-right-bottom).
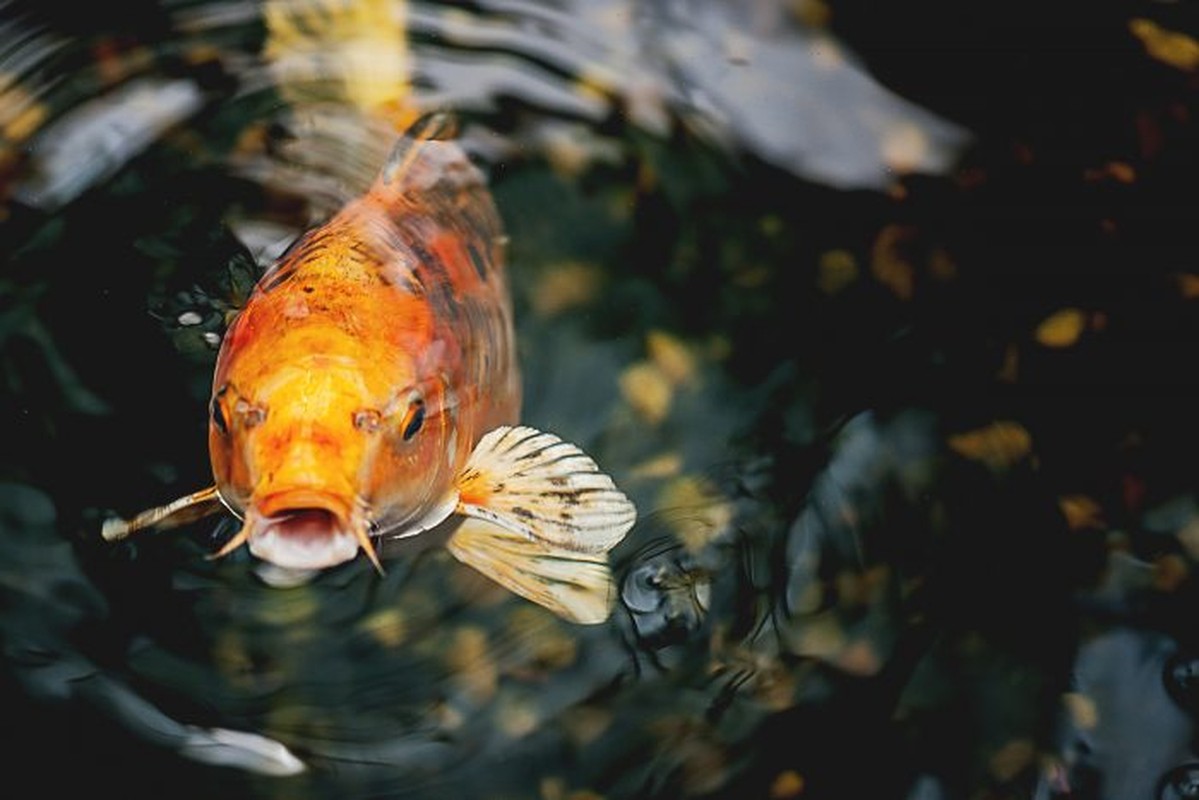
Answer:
xmin=246 ymin=493 xmax=364 ymax=570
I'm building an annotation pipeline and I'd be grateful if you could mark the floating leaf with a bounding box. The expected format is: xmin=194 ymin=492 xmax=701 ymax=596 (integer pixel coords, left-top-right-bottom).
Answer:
xmin=1177 ymin=273 xmax=1199 ymax=299
xmin=1178 ymin=518 xmax=1199 ymax=561
xmin=947 ymin=421 xmax=1033 ymax=469
xmin=646 ymin=329 xmax=697 ymax=385
xmin=358 ymin=608 xmax=407 ymax=648
xmin=870 ymin=224 xmax=916 ymax=300
xmin=619 ymin=360 xmax=673 ymax=424
xmin=0 ymin=72 xmax=48 ymax=143
xmin=1058 ymin=495 xmax=1104 ymax=531
xmin=530 ymin=261 xmax=605 ymax=317
xmin=445 ymin=626 xmax=497 ymax=704
xmin=655 ymin=476 xmax=735 ymax=552
xmin=1130 ymin=18 xmax=1199 ymax=72
xmin=770 ymin=770 xmax=806 ymax=799
xmin=1063 ymin=692 xmax=1099 ymax=731
xmin=1083 ymin=160 xmax=1136 ymax=184
xmin=629 ymin=452 xmax=684 ymax=480
xmin=1153 ymin=553 xmax=1189 ymax=592
xmin=988 ymin=738 xmax=1035 ymax=783
xmin=1035 ymin=308 xmax=1087 ymax=348
xmin=997 ymin=343 xmax=1020 ymax=383
xmin=817 ymin=249 xmax=858 ymax=294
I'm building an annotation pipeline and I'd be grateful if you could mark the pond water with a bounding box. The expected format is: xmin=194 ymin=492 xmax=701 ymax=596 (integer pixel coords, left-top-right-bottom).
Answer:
xmin=3 ymin=1 xmax=1199 ymax=798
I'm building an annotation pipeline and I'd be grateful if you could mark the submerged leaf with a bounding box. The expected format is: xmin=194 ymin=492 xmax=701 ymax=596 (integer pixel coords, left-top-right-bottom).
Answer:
xmin=619 ymin=361 xmax=673 ymax=424
xmin=1034 ymin=308 xmax=1086 ymax=348
xmin=947 ymin=421 xmax=1033 ymax=470
xmin=1130 ymin=18 xmax=1199 ymax=72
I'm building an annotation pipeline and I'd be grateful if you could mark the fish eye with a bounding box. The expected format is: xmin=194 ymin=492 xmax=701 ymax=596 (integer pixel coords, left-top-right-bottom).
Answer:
xmin=401 ymin=398 xmax=426 ymax=441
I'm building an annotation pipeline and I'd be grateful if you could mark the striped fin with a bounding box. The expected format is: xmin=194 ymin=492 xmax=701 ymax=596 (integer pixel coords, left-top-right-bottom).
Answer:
xmin=446 ymin=519 xmax=615 ymax=624
xmin=454 ymin=426 xmax=637 ymax=554
xmin=379 ymin=112 xmax=459 ymax=189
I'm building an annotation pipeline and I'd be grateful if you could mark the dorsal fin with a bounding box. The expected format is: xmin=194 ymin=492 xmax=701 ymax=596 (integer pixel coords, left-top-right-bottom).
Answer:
xmin=379 ymin=113 xmax=460 ymax=188
xmin=367 ymin=112 xmax=497 ymax=225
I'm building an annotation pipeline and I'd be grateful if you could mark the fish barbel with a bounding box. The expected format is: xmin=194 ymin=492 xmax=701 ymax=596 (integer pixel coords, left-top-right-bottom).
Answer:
xmin=103 ymin=117 xmax=636 ymax=623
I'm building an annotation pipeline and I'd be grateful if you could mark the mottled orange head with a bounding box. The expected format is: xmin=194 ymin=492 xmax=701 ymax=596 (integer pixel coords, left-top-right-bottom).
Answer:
xmin=207 ymin=214 xmax=469 ymax=573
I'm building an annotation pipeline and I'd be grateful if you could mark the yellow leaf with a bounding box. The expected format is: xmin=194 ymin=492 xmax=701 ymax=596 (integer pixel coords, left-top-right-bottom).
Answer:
xmin=530 ymin=261 xmax=604 ymax=317
xmin=988 ymin=739 xmax=1035 ymax=783
xmin=1130 ymin=18 xmax=1199 ymax=72
xmin=446 ymin=626 xmax=497 ymax=704
xmin=358 ymin=608 xmax=407 ymax=648
xmin=0 ymin=72 xmax=48 ymax=142
xmin=770 ymin=770 xmax=806 ymax=799
xmin=997 ymin=343 xmax=1020 ymax=383
xmin=1063 ymin=692 xmax=1099 ymax=731
xmin=1083 ymin=161 xmax=1136 ymax=184
xmin=948 ymin=421 xmax=1033 ymax=469
xmin=817 ymin=249 xmax=858 ymax=294
xmin=646 ymin=330 xmax=697 ymax=385
xmin=1177 ymin=273 xmax=1199 ymax=299
xmin=1035 ymin=308 xmax=1087 ymax=348
xmin=656 ymin=476 xmax=735 ymax=552
xmin=1058 ymin=495 xmax=1104 ymax=531
xmin=619 ymin=361 xmax=673 ymax=424
xmin=870 ymin=225 xmax=916 ymax=300
xmin=628 ymin=452 xmax=684 ymax=480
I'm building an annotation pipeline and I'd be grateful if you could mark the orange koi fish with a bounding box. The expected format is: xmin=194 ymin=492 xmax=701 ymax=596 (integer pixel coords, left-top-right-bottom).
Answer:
xmin=103 ymin=119 xmax=636 ymax=624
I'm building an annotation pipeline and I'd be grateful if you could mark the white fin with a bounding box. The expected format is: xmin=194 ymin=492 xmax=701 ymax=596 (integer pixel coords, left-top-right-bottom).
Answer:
xmin=383 ymin=490 xmax=459 ymax=540
xmin=454 ymin=426 xmax=637 ymax=553
xmin=102 ymin=486 xmax=224 ymax=542
xmin=446 ymin=518 xmax=615 ymax=624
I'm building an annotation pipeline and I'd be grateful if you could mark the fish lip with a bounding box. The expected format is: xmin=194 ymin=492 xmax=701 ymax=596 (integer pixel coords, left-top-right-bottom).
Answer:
xmin=245 ymin=490 xmax=362 ymax=570
xmin=255 ymin=489 xmax=351 ymax=520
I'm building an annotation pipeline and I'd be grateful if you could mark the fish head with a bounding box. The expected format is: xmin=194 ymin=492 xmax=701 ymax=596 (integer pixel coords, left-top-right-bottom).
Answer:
xmin=208 ymin=358 xmax=462 ymax=571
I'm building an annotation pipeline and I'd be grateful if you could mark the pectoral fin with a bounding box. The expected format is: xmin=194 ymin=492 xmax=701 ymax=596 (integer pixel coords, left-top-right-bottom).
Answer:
xmin=447 ymin=425 xmax=636 ymax=624
xmin=102 ymin=486 xmax=225 ymax=542
xmin=454 ymin=426 xmax=637 ymax=553
xmin=446 ymin=518 xmax=615 ymax=624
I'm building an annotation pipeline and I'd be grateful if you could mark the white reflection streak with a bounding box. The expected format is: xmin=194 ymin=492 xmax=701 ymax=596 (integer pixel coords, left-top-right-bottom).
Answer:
xmin=15 ymin=77 xmax=205 ymax=210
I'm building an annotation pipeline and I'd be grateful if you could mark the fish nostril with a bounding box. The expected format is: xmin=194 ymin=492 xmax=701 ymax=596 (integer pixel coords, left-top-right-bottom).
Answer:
xmin=354 ymin=409 xmax=382 ymax=433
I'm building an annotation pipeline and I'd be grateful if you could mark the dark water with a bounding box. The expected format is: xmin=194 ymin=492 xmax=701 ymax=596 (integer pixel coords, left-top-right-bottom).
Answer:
xmin=3 ymin=1 xmax=1199 ymax=798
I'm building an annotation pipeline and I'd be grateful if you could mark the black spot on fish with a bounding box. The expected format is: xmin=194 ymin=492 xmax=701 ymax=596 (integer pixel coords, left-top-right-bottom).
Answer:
xmin=303 ymin=285 xmax=314 ymax=294
xmin=466 ymin=242 xmax=487 ymax=280
xmin=548 ymin=476 xmax=568 ymax=487
xmin=511 ymin=506 xmax=534 ymax=519
xmin=259 ymin=262 xmax=298 ymax=294
xmin=281 ymin=227 xmax=336 ymax=267
xmin=402 ymin=230 xmax=459 ymax=319
xmin=518 ymin=442 xmax=566 ymax=461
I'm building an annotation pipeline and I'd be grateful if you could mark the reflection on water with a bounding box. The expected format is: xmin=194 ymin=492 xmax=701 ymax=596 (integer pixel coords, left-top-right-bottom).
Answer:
xmin=3 ymin=0 xmax=1199 ymax=798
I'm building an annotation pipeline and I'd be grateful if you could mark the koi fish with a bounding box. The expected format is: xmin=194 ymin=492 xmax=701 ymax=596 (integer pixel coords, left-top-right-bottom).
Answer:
xmin=102 ymin=117 xmax=636 ymax=624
